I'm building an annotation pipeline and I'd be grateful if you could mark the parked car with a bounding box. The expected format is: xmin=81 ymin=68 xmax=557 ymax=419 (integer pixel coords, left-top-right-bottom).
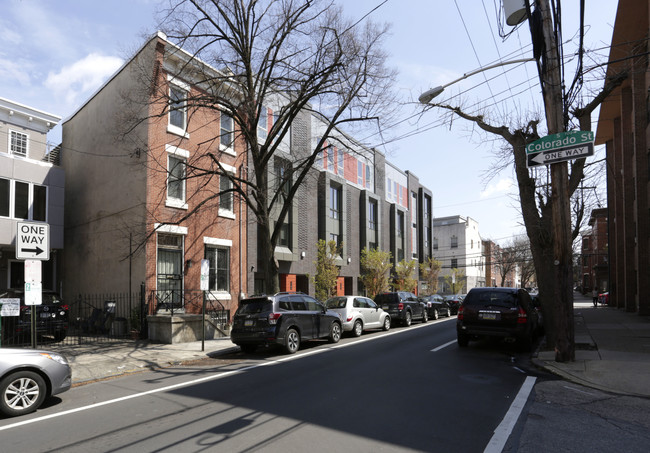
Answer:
xmin=231 ymin=292 xmax=342 ymax=354
xmin=374 ymin=291 xmax=428 ymax=326
xmin=443 ymin=295 xmax=463 ymax=315
xmin=0 ymin=289 xmax=69 ymax=343
xmin=418 ymin=295 xmax=451 ymax=319
xmin=325 ymin=296 xmax=391 ymax=336
xmin=456 ymin=287 xmax=540 ymax=351
xmin=0 ymin=348 xmax=72 ymax=417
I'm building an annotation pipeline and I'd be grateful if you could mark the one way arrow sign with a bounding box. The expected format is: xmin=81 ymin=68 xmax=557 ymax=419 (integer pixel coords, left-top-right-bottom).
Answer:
xmin=527 ymin=143 xmax=594 ymax=168
xmin=16 ymin=221 xmax=50 ymax=261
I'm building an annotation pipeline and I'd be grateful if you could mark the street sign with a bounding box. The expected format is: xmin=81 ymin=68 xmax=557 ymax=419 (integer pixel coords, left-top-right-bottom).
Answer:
xmin=0 ymin=299 xmax=20 ymax=317
xmin=16 ymin=221 xmax=50 ymax=260
xmin=24 ymin=282 xmax=42 ymax=306
xmin=526 ymin=131 xmax=595 ymax=168
xmin=200 ymin=259 xmax=210 ymax=291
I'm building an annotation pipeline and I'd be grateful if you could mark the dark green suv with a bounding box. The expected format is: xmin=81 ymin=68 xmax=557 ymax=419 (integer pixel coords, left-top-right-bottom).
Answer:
xmin=231 ymin=292 xmax=342 ymax=354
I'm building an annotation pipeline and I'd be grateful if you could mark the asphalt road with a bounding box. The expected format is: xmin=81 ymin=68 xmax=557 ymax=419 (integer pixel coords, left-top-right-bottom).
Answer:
xmin=0 ymin=317 xmax=542 ymax=452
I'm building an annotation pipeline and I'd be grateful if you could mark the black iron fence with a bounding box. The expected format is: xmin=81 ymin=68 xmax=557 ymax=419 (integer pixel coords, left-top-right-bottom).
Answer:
xmin=1 ymin=287 xmax=230 ymax=349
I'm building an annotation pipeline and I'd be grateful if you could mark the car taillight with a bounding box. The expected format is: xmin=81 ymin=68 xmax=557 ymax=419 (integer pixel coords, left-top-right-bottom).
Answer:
xmin=457 ymin=306 xmax=464 ymax=320
xmin=517 ymin=307 xmax=528 ymax=323
xmin=346 ymin=316 xmax=353 ymax=322
xmin=398 ymin=303 xmax=404 ymax=310
xmin=268 ymin=313 xmax=282 ymax=325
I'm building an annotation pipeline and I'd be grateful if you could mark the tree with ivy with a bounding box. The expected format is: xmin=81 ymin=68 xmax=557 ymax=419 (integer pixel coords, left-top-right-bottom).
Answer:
xmin=419 ymin=257 xmax=442 ymax=296
xmin=360 ymin=247 xmax=392 ymax=299
xmin=313 ymin=239 xmax=339 ymax=302
xmin=393 ymin=259 xmax=418 ymax=292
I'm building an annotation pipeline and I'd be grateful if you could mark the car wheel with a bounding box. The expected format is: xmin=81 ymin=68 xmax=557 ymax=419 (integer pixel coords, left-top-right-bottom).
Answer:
xmin=457 ymin=333 xmax=469 ymax=347
xmin=422 ymin=309 xmax=429 ymax=323
xmin=329 ymin=322 xmax=342 ymax=343
xmin=432 ymin=309 xmax=439 ymax=320
xmin=352 ymin=320 xmax=363 ymax=337
xmin=446 ymin=308 xmax=451 ymax=317
xmin=403 ymin=310 xmax=412 ymax=327
xmin=240 ymin=344 xmax=257 ymax=353
xmin=382 ymin=315 xmax=391 ymax=331
xmin=284 ymin=328 xmax=300 ymax=354
xmin=0 ymin=371 xmax=47 ymax=417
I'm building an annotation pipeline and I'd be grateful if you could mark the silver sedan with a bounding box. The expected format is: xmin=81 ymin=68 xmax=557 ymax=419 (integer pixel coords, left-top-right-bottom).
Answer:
xmin=325 ymin=296 xmax=391 ymax=337
xmin=0 ymin=348 xmax=72 ymax=417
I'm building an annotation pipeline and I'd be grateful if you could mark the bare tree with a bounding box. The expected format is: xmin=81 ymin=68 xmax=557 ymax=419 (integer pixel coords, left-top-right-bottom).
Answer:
xmin=129 ymin=0 xmax=397 ymax=293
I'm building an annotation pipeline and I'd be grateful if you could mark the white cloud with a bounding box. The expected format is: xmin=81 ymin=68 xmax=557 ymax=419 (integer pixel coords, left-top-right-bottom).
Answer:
xmin=480 ymin=178 xmax=514 ymax=199
xmin=45 ymin=53 xmax=124 ymax=107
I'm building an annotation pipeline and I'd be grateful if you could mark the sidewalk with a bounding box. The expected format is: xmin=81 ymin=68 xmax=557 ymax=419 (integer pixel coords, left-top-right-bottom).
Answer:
xmin=533 ymin=292 xmax=650 ymax=397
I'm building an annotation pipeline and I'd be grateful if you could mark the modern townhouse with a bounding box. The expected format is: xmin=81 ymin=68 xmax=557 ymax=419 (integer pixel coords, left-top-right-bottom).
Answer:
xmin=0 ymin=97 xmax=63 ymax=292
xmin=595 ymin=0 xmax=650 ymax=315
xmin=432 ymin=215 xmax=485 ymax=293
xmin=61 ymin=32 xmax=246 ymax=341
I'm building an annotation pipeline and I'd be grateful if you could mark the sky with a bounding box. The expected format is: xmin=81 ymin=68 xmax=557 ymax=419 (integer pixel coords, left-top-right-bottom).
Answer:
xmin=1 ymin=0 xmax=618 ymax=244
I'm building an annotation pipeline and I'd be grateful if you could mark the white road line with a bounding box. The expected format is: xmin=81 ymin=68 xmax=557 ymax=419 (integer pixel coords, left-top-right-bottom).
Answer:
xmin=430 ymin=339 xmax=457 ymax=352
xmin=484 ymin=375 xmax=537 ymax=453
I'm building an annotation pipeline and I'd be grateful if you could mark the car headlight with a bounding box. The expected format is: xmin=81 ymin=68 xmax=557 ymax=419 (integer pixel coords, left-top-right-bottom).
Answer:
xmin=40 ymin=352 xmax=69 ymax=365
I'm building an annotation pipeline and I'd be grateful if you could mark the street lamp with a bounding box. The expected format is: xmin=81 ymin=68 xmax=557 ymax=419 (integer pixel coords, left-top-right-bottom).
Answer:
xmin=418 ymin=58 xmax=534 ymax=104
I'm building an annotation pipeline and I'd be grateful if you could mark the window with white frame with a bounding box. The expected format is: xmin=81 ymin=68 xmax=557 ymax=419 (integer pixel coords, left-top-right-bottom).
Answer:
xmin=258 ymin=105 xmax=269 ymax=142
xmin=386 ymin=177 xmax=392 ymax=201
xmin=220 ymin=111 xmax=234 ymax=153
xmin=327 ymin=147 xmax=335 ymax=172
xmin=337 ymin=149 xmax=344 ymax=176
xmin=433 ymin=237 xmax=438 ymax=250
xmin=0 ymin=178 xmax=47 ymax=221
xmin=451 ymin=258 xmax=458 ymax=269
xmin=167 ymin=155 xmax=186 ymax=207
xmin=205 ymin=245 xmax=230 ymax=292
xmin=358 ymin=161 xmax=363 ymax=185
xmin=220 ymin=174 xmax=234 ymax=216
xmin=168 ymin=83 xmax=188 ymax=135
xmin=365 ymin=164 xmax=373 ymax=189
xmin=10 ymin=131 xmax=28 ymax=157
xmin=451 ymin=235 xmax=458 ymax=248
xmin=369 ymin=199 xmax=377 ymax=230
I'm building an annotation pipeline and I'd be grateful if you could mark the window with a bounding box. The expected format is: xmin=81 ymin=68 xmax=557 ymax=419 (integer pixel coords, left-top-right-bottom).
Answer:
xmin=451 ymin=258 xmax=458 ymax=269
xmin=411 ymin=192 xmax=417 ymax=224
xmin=337 ymin=150 xmax=344 ymax=176
xmin=258 ymin=105 xmax=269 ymax=142
xmin=206 ymin=246 xmax=230 ymax=292
xmin=387 ymin=178 xmax=392 ymax=201
xmin=167 ymin=155 xmax=186 ymax=204
xmin=169 ymin=85 xmax=187 ymax=132
xmin=220 ymin=111 xmax=234 ymax=151
xmin=365 ymin=164 xmax=372 ymax=189
xmin=0 ymin=178 xmax=47 ymax=220
xmin=451 ymin=235 xmax=458 ymax=248
xmin=0 ymin=178 xmax=9 ymax=217
xmin=10 ymin=131 xmax=28 ymax=157
xmin=220 ymin=174 xmax=233 ymax=214
xmin=329 ymin=185 xmax=341 ymax=219
xmin=369 ymin=200 xmax=377 ymax=230
xmin=433 ymin=237 xmax=438 ymax=250
xmin=412 ymin=225 xmax=417 ymax=257
xmin=397 ymin=211 xmax=404 ymax=238
xmin=277 ymin=220 xmax=290 ymax=247
xmin=327 ymin=147 xmax=335 ymax=172
xmin=358 ymin=161 xmax=363 ymax=185
xmin=329 ymin=233 xmax=340 ymax=249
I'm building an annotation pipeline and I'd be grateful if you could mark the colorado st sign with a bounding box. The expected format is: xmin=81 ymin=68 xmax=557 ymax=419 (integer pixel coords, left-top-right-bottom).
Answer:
xmin=526 ymin=130 xmax=594 ymax=168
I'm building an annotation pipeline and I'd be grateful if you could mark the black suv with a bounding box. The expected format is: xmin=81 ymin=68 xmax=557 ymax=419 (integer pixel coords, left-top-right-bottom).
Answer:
xmin=0 ymin=289 xmax=69 ymax=344
xmin=456 ymin=287 xmax=539 ymax=351
xmin=374 ymin=291 xmax=428 ymax=326
xmin=231 ymin=292 xmax=342 ymax=354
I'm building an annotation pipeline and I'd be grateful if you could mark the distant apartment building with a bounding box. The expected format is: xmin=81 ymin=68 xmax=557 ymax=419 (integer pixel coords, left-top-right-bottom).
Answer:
xmin=580 ymin=208 xmax=609 ymax=294
xmin=61 ymin=32 xmax=246 ymax=339
xmin=432 ymin=215 xmax=485 ymax=293
xmin=0 ymin=97 xmax=62 ymax=292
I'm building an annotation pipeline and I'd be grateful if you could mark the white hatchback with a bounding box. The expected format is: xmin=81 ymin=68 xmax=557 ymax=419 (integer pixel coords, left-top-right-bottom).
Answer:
xmin=325 ymin=296 xmax=391 ymax=337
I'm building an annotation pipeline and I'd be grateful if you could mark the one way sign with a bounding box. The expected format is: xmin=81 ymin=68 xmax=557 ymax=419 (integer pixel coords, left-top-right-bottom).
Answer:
xmin=16 ymin=221 xmax=50 ymax=261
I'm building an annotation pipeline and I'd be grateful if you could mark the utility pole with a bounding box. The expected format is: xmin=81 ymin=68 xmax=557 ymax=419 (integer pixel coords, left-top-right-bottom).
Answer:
xmin=535 ymin=0 xmax=575 ymax=362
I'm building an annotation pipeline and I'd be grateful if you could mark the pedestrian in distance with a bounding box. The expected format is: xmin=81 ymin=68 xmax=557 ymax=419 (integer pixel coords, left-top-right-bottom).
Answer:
xmin=592 ymin=287 xmax=598 ymax=307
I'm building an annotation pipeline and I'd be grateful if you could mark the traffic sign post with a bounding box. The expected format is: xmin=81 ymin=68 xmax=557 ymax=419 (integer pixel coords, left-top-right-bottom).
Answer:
xmin=16 ymin=221 xmax=50 ymax=260
xmin=526 ymin=131 xmax=595 ymax=168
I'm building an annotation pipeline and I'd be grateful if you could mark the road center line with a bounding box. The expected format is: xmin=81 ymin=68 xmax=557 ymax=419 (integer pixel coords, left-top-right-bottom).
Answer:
xmin=484 ymin=375 xmax=537 ymax=453
xmin=430 ymin=340 xmax=457 ymax=352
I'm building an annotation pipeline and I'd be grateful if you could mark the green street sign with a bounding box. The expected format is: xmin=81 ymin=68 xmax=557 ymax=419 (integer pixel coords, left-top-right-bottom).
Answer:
xmin=526 ymin=130 xmax=594 ymax=154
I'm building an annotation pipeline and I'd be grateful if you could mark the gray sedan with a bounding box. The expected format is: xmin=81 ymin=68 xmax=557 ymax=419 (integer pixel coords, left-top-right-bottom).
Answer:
xmin=0 ymin=348 xmax=72 ymax=417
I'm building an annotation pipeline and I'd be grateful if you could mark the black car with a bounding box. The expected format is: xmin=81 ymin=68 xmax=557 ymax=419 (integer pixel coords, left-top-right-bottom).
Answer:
xmin=443 ymin=295 xmax=463 ymax=315
xmin=374 ymin=291 xmax=428 ymax=326
xmin=419 ymin=295 xmax=451 ymax=319
xmin=231 ymin=292 xmax=342 ymax=354
xmin=0 ymin=290 xmax=69 ymax=344
xmin=456 ymin=287 xmax=540 ymax=351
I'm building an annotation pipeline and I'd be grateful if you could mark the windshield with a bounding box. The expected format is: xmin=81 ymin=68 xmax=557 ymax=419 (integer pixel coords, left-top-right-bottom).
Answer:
xmin=374 ymin=294 xmax=397 ymax=304
xmin=464 ymin=291 xmax=516 ymax=308
xmin=325 ymin=297 xmax=347 ymax=309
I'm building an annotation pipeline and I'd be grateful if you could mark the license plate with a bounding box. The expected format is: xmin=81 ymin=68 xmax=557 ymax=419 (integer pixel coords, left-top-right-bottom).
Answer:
xmin=244 ymin=320 xmax=254 ymax=327
xmin=479 ymin=313 xmax=497 ymax=320
xmin=40 ymin=313 xmax=50 ymax=318
xmin=382 ymin=305 xmax=389 ymax=310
